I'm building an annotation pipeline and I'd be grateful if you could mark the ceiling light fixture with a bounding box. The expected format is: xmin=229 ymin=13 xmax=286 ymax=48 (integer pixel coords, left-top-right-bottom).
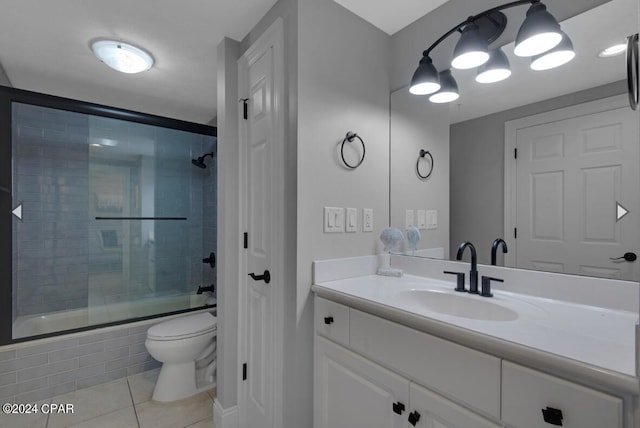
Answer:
xmin=91 ymin=40 xmax=154 ymax=74
xmin=429 ymin=70 xmax=460 ymax=103
xmin=409 ymin=0 xmax=571 ymax=103
xmin=598 ymin=43 xmax=627 ymax=58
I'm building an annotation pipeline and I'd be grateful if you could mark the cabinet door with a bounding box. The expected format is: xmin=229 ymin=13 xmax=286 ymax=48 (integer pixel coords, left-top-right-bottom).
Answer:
xmin=408 ymin=383 xmax=502 ymax=428
xmin=315 ymin=336 xmax=409 ymax=428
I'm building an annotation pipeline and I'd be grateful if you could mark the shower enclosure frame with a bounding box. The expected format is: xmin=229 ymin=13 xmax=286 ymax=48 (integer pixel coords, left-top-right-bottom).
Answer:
xmin=0 ymin=85 xmax=217 ymax=346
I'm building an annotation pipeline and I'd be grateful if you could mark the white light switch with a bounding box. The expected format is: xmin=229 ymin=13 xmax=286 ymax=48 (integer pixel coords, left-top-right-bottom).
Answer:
xmin=363 ymin=208 xmax=373 ymax=232
xmin=405 ymin=210 xmax=415 ymax=229
xmin=417 ymin=210 xmax=427 ymax=230
xmin=426 ymin=210 xmax=438 ymax=230
xmin=324 ymin=207 xmax=344 ymax=233
xmin=346 ymin=208 xmax=357 ymax=232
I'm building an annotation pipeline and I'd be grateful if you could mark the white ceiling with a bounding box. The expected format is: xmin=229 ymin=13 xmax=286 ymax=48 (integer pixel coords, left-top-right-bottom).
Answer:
xmin=0 ymin=0 xmax=279 ymax=124
xmin=333 ymin=0 xmax=450 ymax=35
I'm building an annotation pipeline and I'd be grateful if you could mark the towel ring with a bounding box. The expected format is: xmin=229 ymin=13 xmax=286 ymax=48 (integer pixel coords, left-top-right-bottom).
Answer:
xmin=416 ymin=149 xmax=434 ymax=179
xmin=341 ymin=132 xmax=366 ymax=169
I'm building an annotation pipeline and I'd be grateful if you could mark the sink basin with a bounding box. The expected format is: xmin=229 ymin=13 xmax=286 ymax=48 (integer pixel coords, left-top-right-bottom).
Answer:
xmin=393 ymin=289 xmax=519 ymax=321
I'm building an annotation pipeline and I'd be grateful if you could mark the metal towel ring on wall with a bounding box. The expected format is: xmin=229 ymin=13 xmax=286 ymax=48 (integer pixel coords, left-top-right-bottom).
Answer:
xmin=341 ymin=132 xmax=366 ymax=169
xmin=416 ymin=149 xmax=434 ymax=179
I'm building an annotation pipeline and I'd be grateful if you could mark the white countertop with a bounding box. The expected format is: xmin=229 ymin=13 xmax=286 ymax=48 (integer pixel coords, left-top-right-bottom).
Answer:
xmin=313 ymin=273 xmax=639 ymax=391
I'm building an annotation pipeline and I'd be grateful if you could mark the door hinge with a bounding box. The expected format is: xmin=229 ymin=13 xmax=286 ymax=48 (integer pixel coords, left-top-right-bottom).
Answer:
xmin=514 ymin=227 xmax=518 ymax=239
xmin=514 ymin=148 xmax=518 ymax=159
xmin=243 ymin=232 xmax=248 ymax=249
xmin=240 ymin=98 xmax=249 ymax=120
xmin=242 ymin=363 xmax=247 ymax=381
xmin=392 ymin=401 xmax=405 ymax=415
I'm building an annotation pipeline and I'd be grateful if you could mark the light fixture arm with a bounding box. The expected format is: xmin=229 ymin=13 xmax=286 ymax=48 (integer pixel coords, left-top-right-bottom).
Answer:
xmin=422 ymin=0 xmax=538 ymax=58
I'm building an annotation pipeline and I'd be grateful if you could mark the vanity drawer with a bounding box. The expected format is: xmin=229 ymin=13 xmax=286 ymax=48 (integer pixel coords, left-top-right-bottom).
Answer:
xmin=315 ymin=297 xmax=349 ymax=346
xmin=502 ymin=361 xmax=623 ymax=428
xmin=349 ymin=309 xmax=501 ymax=420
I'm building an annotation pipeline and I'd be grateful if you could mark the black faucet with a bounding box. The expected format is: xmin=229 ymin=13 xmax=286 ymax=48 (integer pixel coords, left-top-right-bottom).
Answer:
xmin=456 ymin=242 xmax=478 ymax=294
xmin=491 ymin=239 xmax=508 ymax=266
xmin=197 ymin=284 xmax=215 ymax=295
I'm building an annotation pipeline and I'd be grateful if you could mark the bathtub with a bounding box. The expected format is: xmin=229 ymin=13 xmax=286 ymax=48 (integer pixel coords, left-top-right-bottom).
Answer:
xmin=13 ymin=293 xmax=214 ymax=339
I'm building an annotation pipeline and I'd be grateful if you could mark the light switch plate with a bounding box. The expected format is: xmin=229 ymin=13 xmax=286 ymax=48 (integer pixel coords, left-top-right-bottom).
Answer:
xmin=346 ymin=208 xmax=357 ymax=232
xmin=417 ymin=210 xmax=427 ymax=230
xmin=405 ymin=209 xmax=415 ymax=229
xmin=426 ymin=210 xmax=438 ymax=230
xmin=363 ymin=208 xmax=373 ymax=232
xmin=324 ymin=207 xmax=344 ymax=233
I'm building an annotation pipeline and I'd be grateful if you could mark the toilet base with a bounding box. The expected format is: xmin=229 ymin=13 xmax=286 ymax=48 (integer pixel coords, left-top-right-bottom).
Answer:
xmin=153 ymin=361 xmax=198 ymax=402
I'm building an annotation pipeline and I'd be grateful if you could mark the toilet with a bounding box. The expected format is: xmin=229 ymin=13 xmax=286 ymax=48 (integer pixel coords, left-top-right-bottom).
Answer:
xmin=145 ymin=312 xmax=217 ymax=402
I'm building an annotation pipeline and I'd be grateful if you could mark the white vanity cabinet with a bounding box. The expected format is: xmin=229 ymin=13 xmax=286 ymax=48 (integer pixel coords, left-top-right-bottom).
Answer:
xmin=314 ymin=295 xmax=632 ymax=428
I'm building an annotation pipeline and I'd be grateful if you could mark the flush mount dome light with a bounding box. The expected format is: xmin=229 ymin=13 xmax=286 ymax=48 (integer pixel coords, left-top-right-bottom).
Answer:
xmin=598 ymin=43 xmax=627 ymax=58
xmin=91 ymin=40 xmax=154 ymax=74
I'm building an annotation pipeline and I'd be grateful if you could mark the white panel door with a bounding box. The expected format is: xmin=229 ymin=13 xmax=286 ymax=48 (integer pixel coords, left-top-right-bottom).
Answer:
xmin=314 ymin=336 xmax=409 ymax=428
xmin=408 ymin=383 xmax=501 ymax=428
xmin=239 ymin=30 xmax=279 ymax=428
xmin=515 ymin=106 xmax=639 ymax=280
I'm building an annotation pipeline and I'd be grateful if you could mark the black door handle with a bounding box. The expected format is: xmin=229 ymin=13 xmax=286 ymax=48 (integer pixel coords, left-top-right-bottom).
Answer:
xmin=248 ymin=270 xmax=271 ymax=284
xmin=610 ymin=252 xmax=637 ymax=262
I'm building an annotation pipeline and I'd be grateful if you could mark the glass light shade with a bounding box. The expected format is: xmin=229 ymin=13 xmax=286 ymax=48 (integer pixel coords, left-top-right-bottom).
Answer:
xmin=514 ymin=2 xmax=563 ymax=57
xmin=429 ymin=70 xmax=459 ymax=103
xmin=530 ymin=33 xmax=575 ymax=70
xmin=409 ymin=56 xmax=441 ymax=95
xmin=598 ymin=43 xmax=627 ymax=58
xmin=475 ymin=48 xmax=511 ymax=83
xmin=451 ymin=23 xmax=490 ymax=69
xmin=91 ymin=40 xmax=154 ymax=74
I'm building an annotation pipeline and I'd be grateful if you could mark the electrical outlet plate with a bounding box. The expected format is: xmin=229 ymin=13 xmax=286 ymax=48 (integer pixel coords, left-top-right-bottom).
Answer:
xmin=346 ymin=208 xmax=357 ymax=232
xmin=426 ymin=210 xmax=438 ymax=230
xmin=417 ymin=210 xmax=427 ymax=230
xmin=324 ymin=207 xmax=344 ymax=233
xmin=405 ymin=209 xmax=415 ymax=229
xmin=363 ymin=208 xmax=373 ymax=232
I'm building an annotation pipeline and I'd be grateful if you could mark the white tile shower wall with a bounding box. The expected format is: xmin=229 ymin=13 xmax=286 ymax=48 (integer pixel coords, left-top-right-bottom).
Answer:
xmin=0 ymin=324 xmax=160 ymax=404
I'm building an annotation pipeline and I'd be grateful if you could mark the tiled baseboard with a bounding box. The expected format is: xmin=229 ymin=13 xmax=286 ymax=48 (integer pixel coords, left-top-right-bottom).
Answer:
xmin=0 ymin=321 xmax=163 ymax=404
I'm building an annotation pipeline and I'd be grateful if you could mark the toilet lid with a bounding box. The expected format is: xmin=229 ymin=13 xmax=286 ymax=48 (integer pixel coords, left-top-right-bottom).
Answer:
xmin=147 ymin=312 xmax=217 ymax=340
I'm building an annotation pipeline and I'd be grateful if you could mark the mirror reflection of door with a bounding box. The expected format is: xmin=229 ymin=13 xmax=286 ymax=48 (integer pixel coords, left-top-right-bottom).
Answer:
xmin=507 ymin=96 xmax=639 ymax=280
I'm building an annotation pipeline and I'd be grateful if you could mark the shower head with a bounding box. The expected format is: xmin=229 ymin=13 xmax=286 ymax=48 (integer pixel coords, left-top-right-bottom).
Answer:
xmin=191 ymin=152 xmax=214 ymax=169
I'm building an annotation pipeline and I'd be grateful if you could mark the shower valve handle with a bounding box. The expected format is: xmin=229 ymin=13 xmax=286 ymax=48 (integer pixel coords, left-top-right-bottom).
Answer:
xmin=248 ymin=270 xmax=271 ymax=284
xmin=202 ymin=252 xmax=216 ymax=269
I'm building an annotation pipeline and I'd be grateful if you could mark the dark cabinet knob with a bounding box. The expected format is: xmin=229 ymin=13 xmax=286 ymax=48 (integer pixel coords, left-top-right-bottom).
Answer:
xmin=541 ymin=406 xmax=564 ymax=426
xmin=323 ymin=316 xmax=334 ymax=325
xmin=392 ymin=401 xmax=405 ymax=415
xmin=408 ymin=410 xmax=421 ymax=426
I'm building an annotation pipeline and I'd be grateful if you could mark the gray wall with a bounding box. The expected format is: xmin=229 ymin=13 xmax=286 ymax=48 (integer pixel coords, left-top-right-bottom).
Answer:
xmin=390 ymin=87 xmax=450 ymax=254
xmin=450 ymin=80 xmax=626 ymax=264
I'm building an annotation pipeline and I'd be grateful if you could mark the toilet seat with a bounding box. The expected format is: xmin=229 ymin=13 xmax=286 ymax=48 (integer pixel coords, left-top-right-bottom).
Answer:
xmin=147 ymin=312 xmax=217 ymax=341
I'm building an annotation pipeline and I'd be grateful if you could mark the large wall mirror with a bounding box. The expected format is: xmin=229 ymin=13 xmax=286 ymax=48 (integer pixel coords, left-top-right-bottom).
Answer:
xmin=390 ymin=0 xmax=640 ymax=281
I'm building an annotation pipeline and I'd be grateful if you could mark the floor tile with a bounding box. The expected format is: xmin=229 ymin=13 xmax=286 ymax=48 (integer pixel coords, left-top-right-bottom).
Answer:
xmin=184 ymin=417 xmax=214 ymax=428
xmin=47 ymin=378 xmax=132 ymax=428
xmin=135 ymin=392 xmax=213 ymax=428
xmin=127 ymin=369 xmax=159 ymax=404
xmin=66 ymin=406 xmax=138 ymax=428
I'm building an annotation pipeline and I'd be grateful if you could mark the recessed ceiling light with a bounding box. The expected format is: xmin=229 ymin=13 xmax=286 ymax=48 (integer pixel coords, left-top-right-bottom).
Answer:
xmin=91 ymin=40 xmax=154 ymax=74
xmin=598 ymin=43 xmax=627 ymax=58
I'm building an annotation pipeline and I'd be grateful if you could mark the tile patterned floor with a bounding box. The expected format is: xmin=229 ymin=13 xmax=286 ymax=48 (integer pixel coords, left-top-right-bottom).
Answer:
xmin=0 ymin=369 xmax=215 ymax=428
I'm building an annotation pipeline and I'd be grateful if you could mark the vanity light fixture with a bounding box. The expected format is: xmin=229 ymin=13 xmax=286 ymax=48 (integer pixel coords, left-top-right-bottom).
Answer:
xmin=409 ymin=0 xmax=571 ymax=103
xmin=476 ymin=48 xmax=512 ymax=83
xmin=530 ymin=32 xmax=575 ymax=71
xmin=429 ymin=70 xmax=459 ymax=103
xmin=91 ymin=40 xmax=154 ymax=74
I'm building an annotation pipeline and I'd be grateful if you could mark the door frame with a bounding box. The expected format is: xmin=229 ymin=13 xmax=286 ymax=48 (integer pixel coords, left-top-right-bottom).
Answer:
xmin=503 ymin=94 xmax=628 ymax=267
xmin=237 ymin=17 xmax=285 ymax=428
